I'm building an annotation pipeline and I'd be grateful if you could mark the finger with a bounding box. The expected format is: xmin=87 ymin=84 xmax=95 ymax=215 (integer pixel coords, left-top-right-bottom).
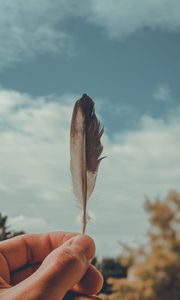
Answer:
xmin=11 ymin=263 xmax=103 ymax=296
xmin=0 ymin=231 xmax=78 ymax=274
xmin=74 ymin=265 xmax=103 ymax=295
xmin=7 ymin=235 xmax=96 ymax=300
xmin=0 ymin=276 xmax=11 ymax=289
xmin=10 ymin=263 xmax=41 ymax=285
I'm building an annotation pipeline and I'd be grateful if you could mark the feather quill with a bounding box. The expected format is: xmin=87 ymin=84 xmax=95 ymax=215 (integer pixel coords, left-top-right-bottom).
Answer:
xmin=70 ymin=94 xmax=104 ymax=234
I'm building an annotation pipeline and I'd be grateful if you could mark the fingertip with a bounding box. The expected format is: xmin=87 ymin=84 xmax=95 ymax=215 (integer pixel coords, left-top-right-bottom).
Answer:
xmin=64 ymin=234 xmax=96 ymax=261
xmin=80 ymin=235 xmax=96 ymax=260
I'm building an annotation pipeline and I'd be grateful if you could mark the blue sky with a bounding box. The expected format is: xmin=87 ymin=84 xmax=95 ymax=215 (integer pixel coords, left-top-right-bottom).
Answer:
xmin=0 ymin=0 xmax=180 ymax=257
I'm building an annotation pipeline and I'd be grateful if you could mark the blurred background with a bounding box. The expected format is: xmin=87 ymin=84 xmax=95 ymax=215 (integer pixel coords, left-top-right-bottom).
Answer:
xmin=0 ymin=1 xmax=180 ymax=298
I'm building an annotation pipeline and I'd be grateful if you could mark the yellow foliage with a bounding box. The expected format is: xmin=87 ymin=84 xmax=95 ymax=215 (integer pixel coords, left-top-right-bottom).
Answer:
xmin=101 ymin=191 xmax=180 ymax=300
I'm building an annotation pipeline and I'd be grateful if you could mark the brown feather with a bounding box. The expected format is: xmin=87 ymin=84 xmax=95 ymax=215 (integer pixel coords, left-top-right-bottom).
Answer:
xmin=70 ymin=94 xmax=104 ymax=233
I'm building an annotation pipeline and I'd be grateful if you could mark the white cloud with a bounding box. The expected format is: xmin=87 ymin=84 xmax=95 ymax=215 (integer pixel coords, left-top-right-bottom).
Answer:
xmin=154 ymin=83 xmax=172 ymax=102
xmin=0 ymin=88 xmax=180 ymax=256
xmin=87 ymin=0 xmax=180 ymax=37
xmin=9 ymin=215 xmax=49 ymax=232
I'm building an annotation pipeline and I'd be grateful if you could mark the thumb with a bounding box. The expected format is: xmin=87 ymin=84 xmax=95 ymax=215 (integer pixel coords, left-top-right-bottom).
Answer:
xmin=32 ymin=234 xmax=95 ymax=300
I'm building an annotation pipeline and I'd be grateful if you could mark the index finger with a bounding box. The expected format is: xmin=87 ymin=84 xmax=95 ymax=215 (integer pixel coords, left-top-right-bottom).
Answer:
xmin=0 ymin=232 xmax=78 ymax=272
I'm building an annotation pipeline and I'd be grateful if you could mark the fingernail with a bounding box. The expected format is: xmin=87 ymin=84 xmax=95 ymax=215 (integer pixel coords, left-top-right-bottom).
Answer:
xmin=64 ymin=235 xmax=95 ymax=261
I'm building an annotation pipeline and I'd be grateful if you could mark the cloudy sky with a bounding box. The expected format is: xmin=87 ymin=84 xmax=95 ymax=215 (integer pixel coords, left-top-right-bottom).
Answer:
xmin=0 ymin=0 xmax=180 ymax=257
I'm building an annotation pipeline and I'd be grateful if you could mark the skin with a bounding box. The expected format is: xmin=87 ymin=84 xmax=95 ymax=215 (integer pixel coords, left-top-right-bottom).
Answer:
xmin=0 ymin=232 xmax=103 ymax=300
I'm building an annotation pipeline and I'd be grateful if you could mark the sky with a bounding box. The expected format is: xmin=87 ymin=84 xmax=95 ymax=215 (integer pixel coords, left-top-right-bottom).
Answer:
xmin=0 ymin=0 xmax=180 ymax=257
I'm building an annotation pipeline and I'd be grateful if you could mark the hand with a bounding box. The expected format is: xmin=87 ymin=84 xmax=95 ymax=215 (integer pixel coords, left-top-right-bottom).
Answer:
xmin=0 ymin=232 xmax=103 ymax=299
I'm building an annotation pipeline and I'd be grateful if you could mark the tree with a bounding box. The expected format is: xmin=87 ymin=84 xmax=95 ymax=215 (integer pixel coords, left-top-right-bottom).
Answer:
xmin=100 ymin=191 xmax=180 ymax=300
xmin=0 ymin=212 xmax=24 ymax=241
xmin=97 ymin=258 xmax=127 ymax=294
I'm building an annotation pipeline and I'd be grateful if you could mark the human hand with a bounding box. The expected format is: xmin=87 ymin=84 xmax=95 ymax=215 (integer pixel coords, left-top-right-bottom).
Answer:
xmin=0 ymin=232 xmax=103 ymax=300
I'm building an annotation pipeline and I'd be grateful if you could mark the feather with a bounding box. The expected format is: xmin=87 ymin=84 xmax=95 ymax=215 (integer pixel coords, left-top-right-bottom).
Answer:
xmin=70 ymin=94 xmax=104 ymax=234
